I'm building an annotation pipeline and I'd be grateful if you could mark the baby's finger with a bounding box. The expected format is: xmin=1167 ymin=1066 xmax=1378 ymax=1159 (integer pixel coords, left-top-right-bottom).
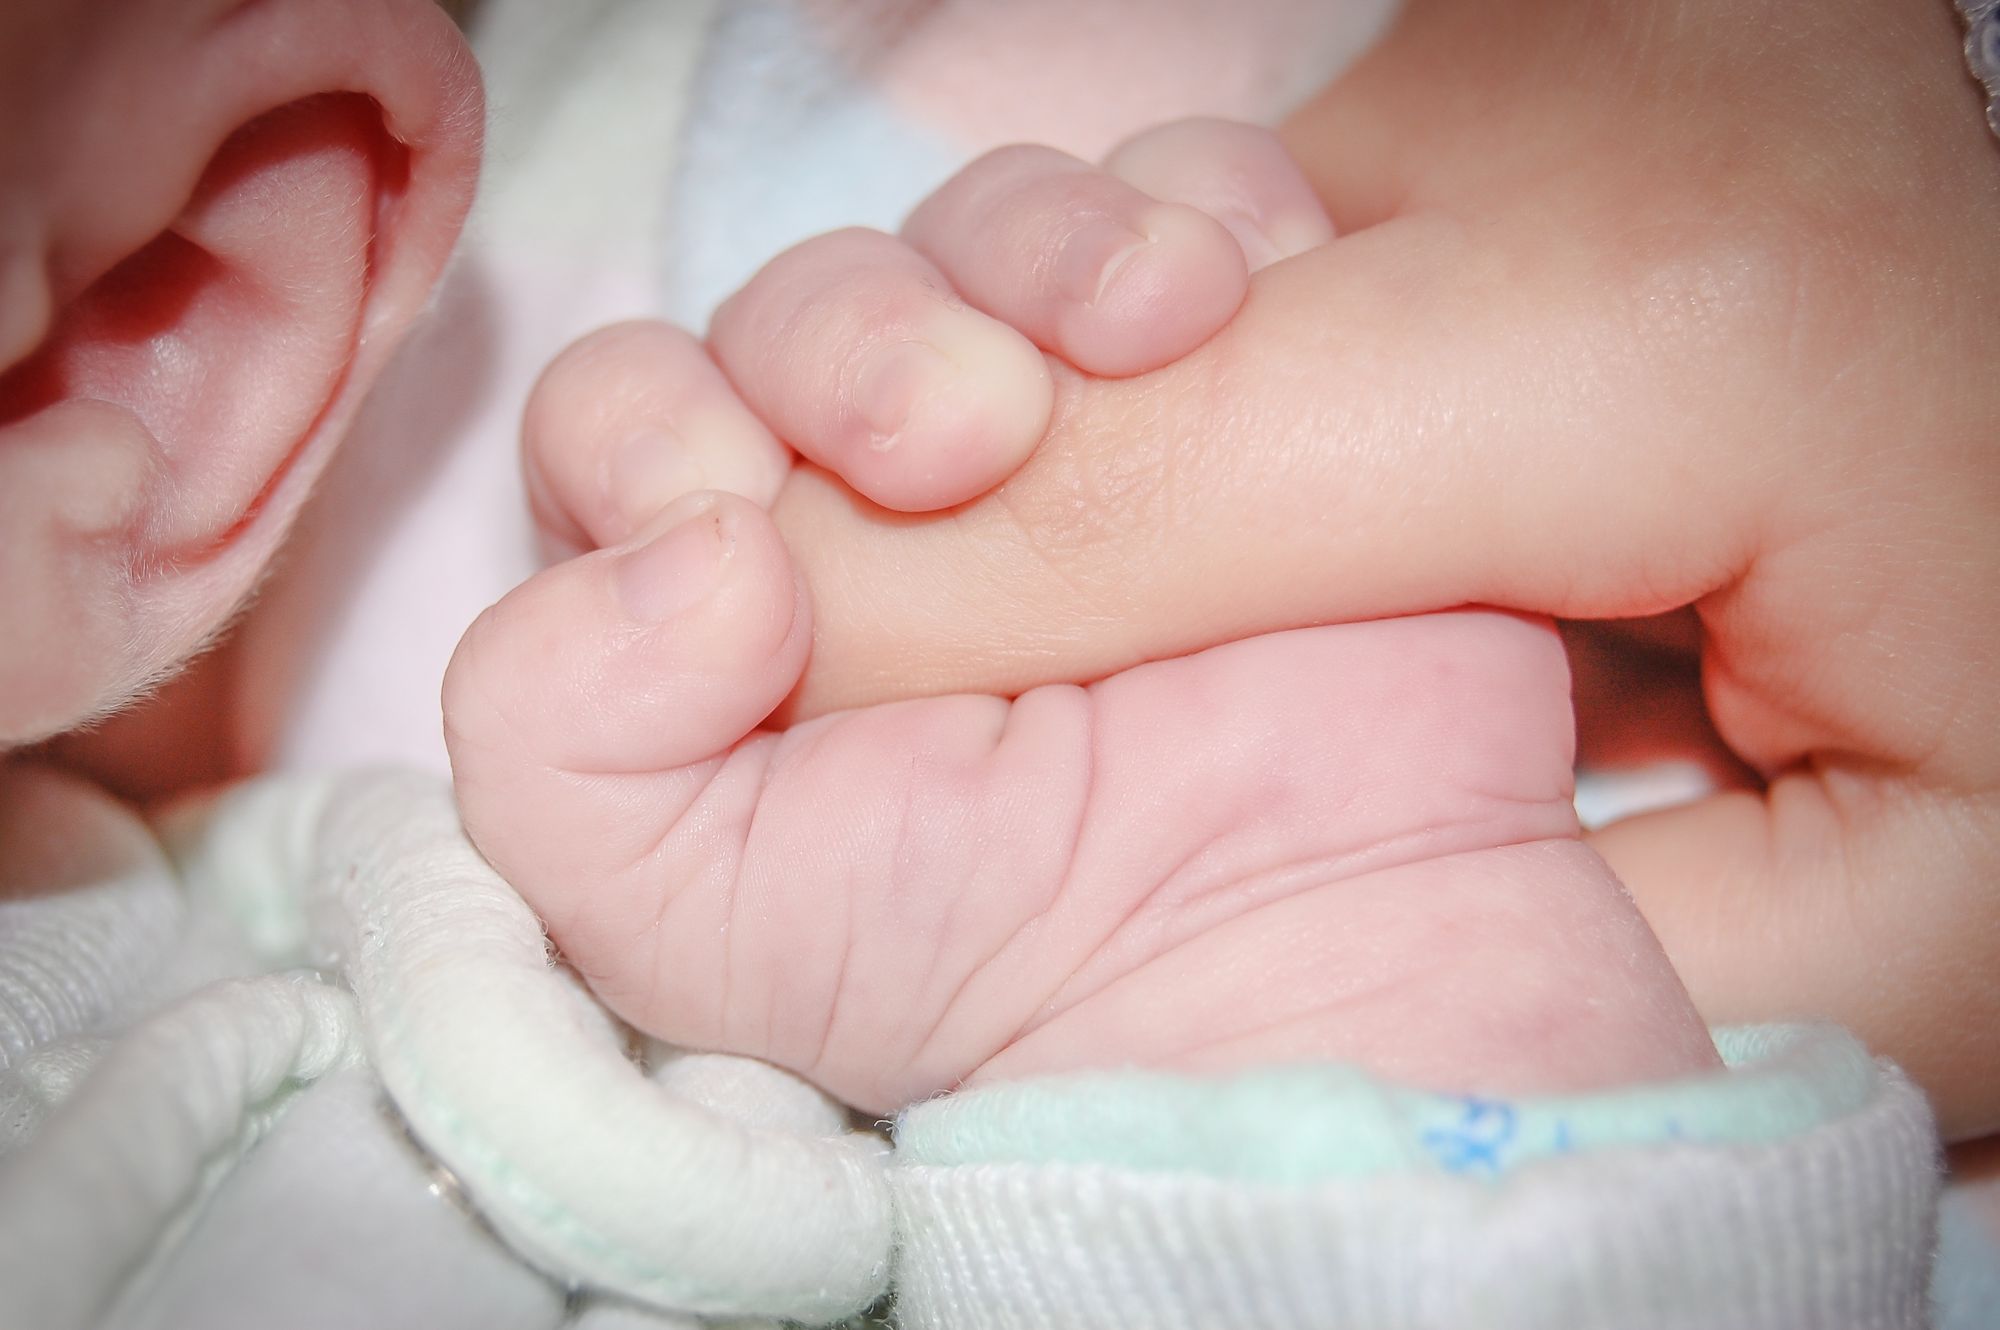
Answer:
xmin=443 ymin=490 xmax=810 ymax=923
xmin=902 ymin=144 xmax=1248 ymax=378
xmin=1102 ymin=118 xmax=1334 ymax=272
xmin=707 ymin=228 xmax=1052 ymax=514
xmin=522 ymin=322 xmax=790 ymax=555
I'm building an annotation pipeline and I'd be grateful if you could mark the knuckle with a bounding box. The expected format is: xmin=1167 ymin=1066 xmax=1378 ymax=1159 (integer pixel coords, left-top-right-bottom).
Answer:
xmin=745 ymin=234 xmax=949 ymax=368
xmin=726 ymin=229 xmax=890 ymax=324
xmin=917 ymin=145 xmax=1088 ymax=245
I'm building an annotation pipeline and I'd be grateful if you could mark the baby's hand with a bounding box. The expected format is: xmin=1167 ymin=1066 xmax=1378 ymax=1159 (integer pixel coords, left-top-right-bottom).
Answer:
xmin=463 ymin=119 xmax=1714 ymax=1112
xmin=513 ymin=5 xmax=2000 ymax=1144
xmin=444 ymin=492 xmax=1713 ymax=1115
xmin=523 ymin=120 xmax=1329 ymax=550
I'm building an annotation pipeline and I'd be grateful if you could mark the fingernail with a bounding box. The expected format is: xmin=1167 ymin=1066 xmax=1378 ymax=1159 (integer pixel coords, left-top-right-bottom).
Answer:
xmin=1210 ymin=205 xmax=1331 ymax=273
xmin=1262 ymin=212 xmax=1334 ymax=264
xmin=1058 ymin=220 xmax=1150 ymax=307
xmin=855 ymin=339 xmax=950 ymax=449
xmin=1216 ymin=211 xmax=1288 ymax=272
xmin=607 ymin=429 xmax=705 ymax=529
xmin=613 ymin=493 xmax=730 ymax=622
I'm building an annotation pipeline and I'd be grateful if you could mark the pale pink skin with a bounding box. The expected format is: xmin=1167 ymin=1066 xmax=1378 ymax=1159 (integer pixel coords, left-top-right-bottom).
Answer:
xmin=455 ymin=120 xmax=1720 ymax=1116
xmin=446 ymin=491 xmax=1718 ymax=1117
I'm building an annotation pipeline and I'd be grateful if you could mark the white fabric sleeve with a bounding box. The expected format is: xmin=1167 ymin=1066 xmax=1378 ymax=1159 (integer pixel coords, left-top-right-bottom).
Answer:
xmin=887 ymin=1044 xmax=1939 ymax=1330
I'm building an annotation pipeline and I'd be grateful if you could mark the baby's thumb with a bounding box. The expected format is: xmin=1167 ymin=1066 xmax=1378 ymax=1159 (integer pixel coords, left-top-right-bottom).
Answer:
xmin=443 ymin=492 xmax=810 ymax=905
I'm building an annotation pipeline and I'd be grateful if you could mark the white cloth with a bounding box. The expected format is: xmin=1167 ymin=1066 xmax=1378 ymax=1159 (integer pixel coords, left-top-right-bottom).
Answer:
xmin=99 ymin=1068 xmax=564 ymax=1330
xmin=889 ymin=1064 xmax=1939 ymax=1329
xmin=0 ymin=767 xmax=182 ymax=1083
xmin=0 ymin=973 xmax=359 ymax=1328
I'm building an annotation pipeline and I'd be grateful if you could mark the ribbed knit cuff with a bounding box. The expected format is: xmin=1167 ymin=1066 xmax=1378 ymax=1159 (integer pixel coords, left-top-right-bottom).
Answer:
xmin=890 ymin=1027 xmax=1940 ymax=1330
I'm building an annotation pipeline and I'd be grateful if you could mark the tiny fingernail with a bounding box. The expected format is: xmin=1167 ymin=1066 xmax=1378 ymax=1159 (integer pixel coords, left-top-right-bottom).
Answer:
xmin=613 ymin=494 xmax=729 ymax=622
xmin=1217 ymin=211 xmax=1288 ymax=272
xmin=1058 ymin=220 xmax=1150 ymax=307
xmin=855 ymin=339 xmax=950 ymax=449
xmin=608 ymin=429 xmax=705 ymax=528
xmin=1262 ymin=212 xmax=1334 ymax=264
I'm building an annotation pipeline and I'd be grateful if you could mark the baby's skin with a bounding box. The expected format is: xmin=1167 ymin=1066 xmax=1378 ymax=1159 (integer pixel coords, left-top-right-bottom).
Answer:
xmin=446 ymin=123 xmax=1717 ymax=1116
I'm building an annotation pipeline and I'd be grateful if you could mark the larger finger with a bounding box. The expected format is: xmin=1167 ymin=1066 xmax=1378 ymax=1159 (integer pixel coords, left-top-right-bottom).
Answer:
xmin=766 ymin=217 xmax=1771 ymax=721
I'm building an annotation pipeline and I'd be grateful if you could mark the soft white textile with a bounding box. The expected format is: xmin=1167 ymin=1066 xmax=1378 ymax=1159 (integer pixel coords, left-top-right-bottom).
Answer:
xmin=889 ymin=1066 xmax=1939 ymax=1329
xmin=0 ymin=973 xmax=359 ymax=1329
xmin=0 ymin=768 xmax=182 ymax=1083
xmin=100 ymin=1068 xmax=565 ymax=1330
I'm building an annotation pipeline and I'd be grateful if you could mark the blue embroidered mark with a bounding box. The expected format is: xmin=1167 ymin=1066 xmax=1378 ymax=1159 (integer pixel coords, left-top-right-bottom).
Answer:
xmin=1421 ymin=1097 xmax=1519 ymax=1176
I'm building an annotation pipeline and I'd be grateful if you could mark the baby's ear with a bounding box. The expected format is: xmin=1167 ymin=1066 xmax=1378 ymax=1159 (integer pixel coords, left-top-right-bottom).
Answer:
xmin=0 ymin=4 xmax=481 ymax=744
xmin=9 ymin=96 xmax=409 ymax=558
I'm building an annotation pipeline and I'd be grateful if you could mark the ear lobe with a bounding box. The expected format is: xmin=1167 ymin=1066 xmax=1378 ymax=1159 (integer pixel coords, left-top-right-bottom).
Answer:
xmin=0 ymin=65 xmax=478 ymax=743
